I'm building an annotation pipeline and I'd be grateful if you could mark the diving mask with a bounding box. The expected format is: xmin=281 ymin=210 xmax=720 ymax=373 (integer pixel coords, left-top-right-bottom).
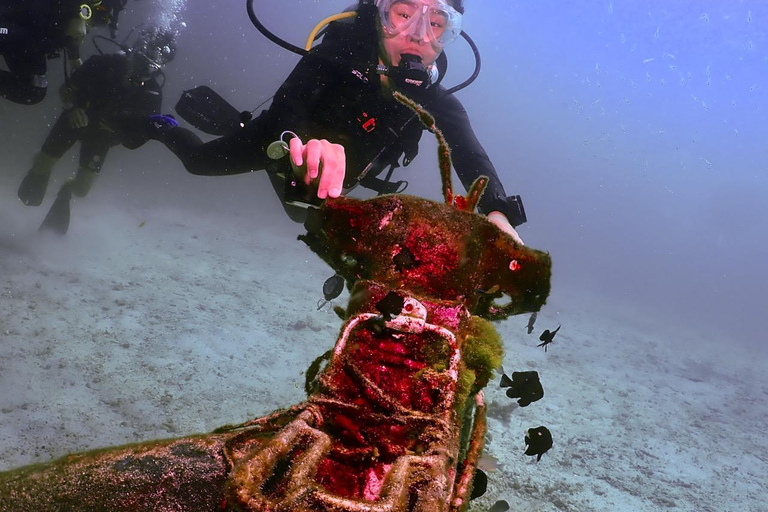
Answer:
xmin=376 ymin=0 xmax=463 ymax=49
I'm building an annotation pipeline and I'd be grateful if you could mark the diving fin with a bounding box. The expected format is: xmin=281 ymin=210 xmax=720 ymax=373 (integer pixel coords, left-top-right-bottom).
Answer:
xmin=175 ymin=86 xmax=243 ymax=136
xmin=39 ymin=186 xmax=72 ymax=235
xmin=18 ymin=170 xmax=52 ymax=206
xmin=18 ymin=153 xmax=56 ymax=206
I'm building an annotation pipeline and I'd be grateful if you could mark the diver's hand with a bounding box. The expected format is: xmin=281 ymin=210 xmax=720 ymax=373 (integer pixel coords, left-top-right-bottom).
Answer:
xmin=288 ymin=137 xmax=346 ymax=199
xmin=67 ymin=107 xmax=89 ymax=129
xmin=68 ymin=57 xmax=83 ymax=70
xmin=488 ymin=211 xmax=524 ymax=245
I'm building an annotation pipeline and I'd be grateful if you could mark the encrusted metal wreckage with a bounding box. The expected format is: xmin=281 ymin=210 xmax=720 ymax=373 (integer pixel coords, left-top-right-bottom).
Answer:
xmin=0 ymin=93 xmax=551 ymax=511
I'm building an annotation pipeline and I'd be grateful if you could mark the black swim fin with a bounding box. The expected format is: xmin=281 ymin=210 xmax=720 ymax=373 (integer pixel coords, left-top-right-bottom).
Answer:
xmin=18 ymin=171 xmax=51 ymax=206
xmin=175 ymin=86 xmax=243 ymax=136
xmin=39 ymin=187 xmax=72 ymax=235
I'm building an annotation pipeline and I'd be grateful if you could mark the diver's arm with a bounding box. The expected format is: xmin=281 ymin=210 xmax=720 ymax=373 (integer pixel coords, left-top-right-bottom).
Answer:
xmin=64 ymin=17 xmax=87 ymax=69
xmin=431 ymin=94 xmax=524 ymax=244
xmin=159 ymin=52 xmax=339 ymax=177
xmin=156 ymin=119 xmax=272 ymax=176
xmin=268 ymin=51 xmax=352 ymax=197
xmin=431 ymin=94 xmax=507 ymax=212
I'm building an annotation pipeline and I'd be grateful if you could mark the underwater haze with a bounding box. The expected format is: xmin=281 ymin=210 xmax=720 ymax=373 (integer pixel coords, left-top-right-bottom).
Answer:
xmin=1 ymin=1 xmax=766 ymax=511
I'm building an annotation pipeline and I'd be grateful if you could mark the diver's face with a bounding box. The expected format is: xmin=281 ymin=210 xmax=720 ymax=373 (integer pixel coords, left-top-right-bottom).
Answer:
xmin=378 ymin=2 xmax=444 ymax=68
xmin=380 ymin=30 xmax=442 ymax=68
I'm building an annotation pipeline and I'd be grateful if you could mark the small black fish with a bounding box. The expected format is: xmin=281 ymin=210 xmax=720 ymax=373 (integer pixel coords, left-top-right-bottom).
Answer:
xmin=393 ymin=246 xmax=420 ymax=272
xmin=526 ymin=311 xmax=538 ymax=334
xmin=469 ymin=468 xmax=487 ymax=500
xmin=375 ymin=291 xmax=404 ymax=321
xmin=499 ymin=370 xmax=543 ymax=407
xmin=489 ymin=500 xmax=510 ymax=512
xmin=537 ymin=325 xmax=561 ymax=352
xmin=524 ymin=426 xmax=553 ymax=461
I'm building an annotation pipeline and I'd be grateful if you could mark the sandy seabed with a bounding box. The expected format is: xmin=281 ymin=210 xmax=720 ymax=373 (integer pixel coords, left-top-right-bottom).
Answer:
xmin=0 ymin=192 xmax=765 ymax=512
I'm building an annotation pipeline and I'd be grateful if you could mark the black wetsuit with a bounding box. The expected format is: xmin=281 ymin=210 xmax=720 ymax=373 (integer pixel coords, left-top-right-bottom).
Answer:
xmin=0 ymin=0 xmax=84 ymax=105
xmin=42 ymin=53 xmax=162 ymax=171
xmin=160 ymin=21 xmax=511 ymax=220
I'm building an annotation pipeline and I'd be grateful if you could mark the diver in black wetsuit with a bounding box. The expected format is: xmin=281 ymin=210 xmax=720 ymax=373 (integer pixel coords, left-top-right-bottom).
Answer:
xmin=0 ymin=0 xmax=126 ymax=105
xmin=16 ymin=29 xmax=176 ymax=235
xmin=153 ymin=0 xmax=527 ymax=243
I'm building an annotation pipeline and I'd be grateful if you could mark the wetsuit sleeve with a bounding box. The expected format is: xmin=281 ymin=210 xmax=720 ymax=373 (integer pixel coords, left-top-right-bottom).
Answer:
xmin=431 ymin=93 xmax=509 ymax=215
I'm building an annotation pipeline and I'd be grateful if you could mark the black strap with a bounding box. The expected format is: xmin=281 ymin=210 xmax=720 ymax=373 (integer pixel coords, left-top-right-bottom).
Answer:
xmin=359 ymin=173 xmax=408 ymax=195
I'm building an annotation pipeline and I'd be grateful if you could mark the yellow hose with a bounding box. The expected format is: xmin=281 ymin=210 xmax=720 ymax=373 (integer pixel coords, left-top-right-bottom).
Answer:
xmin=305 ymin=11 xmax=357 ymax=51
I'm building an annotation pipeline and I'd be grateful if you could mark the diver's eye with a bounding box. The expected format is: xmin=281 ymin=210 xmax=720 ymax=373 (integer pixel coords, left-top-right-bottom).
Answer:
xmin=429 ymin=13 xmax=446 ymax=29
xmin=389 ymin=2 xmax=417 ymax=26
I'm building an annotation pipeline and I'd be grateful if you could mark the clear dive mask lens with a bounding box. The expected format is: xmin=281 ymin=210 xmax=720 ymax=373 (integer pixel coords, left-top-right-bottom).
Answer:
xmin=377 ymin=0 xmax=463 ymax=49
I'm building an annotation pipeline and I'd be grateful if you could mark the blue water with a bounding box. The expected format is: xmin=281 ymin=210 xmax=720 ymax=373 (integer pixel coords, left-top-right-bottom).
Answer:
xmin=466 ymin=0 xmax=767 ymax=345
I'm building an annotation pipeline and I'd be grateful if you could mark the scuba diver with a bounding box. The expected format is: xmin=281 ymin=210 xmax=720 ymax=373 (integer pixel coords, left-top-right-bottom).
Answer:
xmin=16 ymin=28 xmax=177 ymax=235
xmin=152 ymin=0 xmax=528 ymax=243
xmin=0 ymin=0 xmax=128 ymax=105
